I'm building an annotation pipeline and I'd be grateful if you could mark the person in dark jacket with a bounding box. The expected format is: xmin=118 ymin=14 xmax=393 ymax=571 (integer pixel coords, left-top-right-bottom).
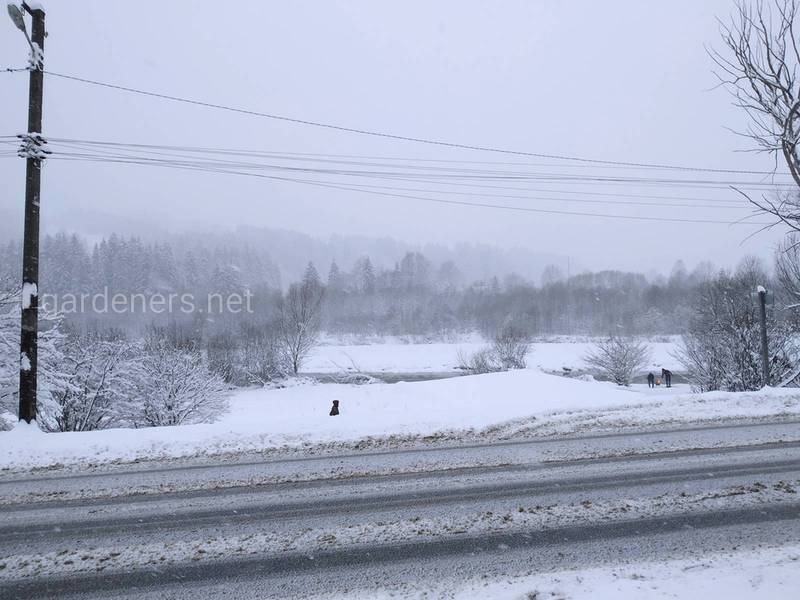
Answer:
xmin=661 ymin=368 xmax=672 ymax=388
xmin=329 ymin=400 xmax=340 ymax=416
xmin=647 ymin=372 xmax=655 ymax=388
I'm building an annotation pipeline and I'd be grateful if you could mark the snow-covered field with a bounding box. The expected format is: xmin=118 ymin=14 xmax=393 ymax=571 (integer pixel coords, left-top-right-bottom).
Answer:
xmin=2 ymin=367 xmax=799 ymax=472
xmin=306 ymin=337 xmax=680 ymax=374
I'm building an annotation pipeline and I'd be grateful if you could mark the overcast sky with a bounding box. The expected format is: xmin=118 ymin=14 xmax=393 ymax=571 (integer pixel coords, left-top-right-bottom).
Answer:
xmin=0 ymin=0 xmax=794 ymax=273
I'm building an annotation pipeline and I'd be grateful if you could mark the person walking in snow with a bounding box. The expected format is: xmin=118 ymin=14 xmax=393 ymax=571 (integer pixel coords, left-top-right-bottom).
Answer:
xmin=647 ymin=372 xmax=655 ymax=388
xmin=661 ymin=368 xmax=672 ymax=388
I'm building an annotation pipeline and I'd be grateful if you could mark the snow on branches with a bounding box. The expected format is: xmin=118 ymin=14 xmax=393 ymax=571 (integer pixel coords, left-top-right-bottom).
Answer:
xmin=677 ymin=260 xmax=798 ymax=392
xmin=0 ymin=284 xmax=68 ymax=430
xmin=128 ymin=335 xmax=228 ymax=427
xmin=1 ymin=282 xmax=229 ymax=432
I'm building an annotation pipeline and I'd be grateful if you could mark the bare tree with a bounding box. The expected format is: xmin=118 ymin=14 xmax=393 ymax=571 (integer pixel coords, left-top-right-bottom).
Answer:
xmin=711 ymin=0 xmax=800 ymax=228
xmin=776 ymin=234 xmax=800 ymax=297
xmin=584 ymin=336 xmax=652 ymax=386
xmin=279 ymin=265 xmax=325 ymax=375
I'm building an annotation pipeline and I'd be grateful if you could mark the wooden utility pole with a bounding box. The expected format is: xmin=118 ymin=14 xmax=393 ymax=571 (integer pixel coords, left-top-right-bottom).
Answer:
xmin=757 ymin=286 xmax=770 ymax=387
xmin=18 ymin=3 xmax=46 ymax=424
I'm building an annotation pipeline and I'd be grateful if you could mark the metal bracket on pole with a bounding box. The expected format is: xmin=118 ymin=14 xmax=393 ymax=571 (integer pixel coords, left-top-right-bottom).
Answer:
xmin=16 ymin=133 xmax=49 ymax=160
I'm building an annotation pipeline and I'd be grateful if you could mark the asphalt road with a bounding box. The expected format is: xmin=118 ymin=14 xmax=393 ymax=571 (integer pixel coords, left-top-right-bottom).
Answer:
xmin=1 ymin=420 xmax=799 ymax=599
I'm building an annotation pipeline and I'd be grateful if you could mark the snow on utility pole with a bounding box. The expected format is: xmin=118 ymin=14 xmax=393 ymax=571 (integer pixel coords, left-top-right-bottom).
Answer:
xmin=757 ymin=285 xmax=770 ymax=387
xmin=8 ymin=2 xmax=47 ymax=423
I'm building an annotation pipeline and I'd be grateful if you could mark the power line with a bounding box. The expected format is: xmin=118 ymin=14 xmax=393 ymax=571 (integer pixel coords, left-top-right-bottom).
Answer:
xmin=46 ymin=152 xmax=770 ymax=225
xmin=4 ymin=134 xmax=780 ymax=215
xmin=32 ymin=70 xmax=794 ymax=178
xmin=34 ymin=136 xmax=798 ymax=179
xmin=46 ymin=142 xmax=749 ymax=209
xmin=303 ymin=180 xmax=747 ymax=210
xmin=0 ymin=135 xmax=771 ymax=203
xmin=292 ymin=179 xmax=767 ymax=225
xmin=42 ymin=137 xmax=789 ymax=187
xmin=41 ymin=143 xmax=754 ymax=208
xmin=50 ymin=151 xmax=746 ymax=209
xmin=40 ymin=138 xmax=795 ymax=190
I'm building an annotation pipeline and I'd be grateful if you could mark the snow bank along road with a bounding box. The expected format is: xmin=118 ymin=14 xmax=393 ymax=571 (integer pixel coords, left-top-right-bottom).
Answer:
xmin=0 ymin=421 xmax=799 ymax=599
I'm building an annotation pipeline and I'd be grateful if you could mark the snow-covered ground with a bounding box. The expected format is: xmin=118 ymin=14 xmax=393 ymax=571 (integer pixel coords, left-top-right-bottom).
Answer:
xmin=306 ymin=337 xmax=680 ymax=374
xmin=2 ymin=368 xmax=798 ymax=472
xmin=321 ymin=544 xmax=800 ymax=600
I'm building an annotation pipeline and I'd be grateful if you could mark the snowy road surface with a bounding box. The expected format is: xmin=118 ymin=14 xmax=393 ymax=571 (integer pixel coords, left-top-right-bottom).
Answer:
xmin=1 ymin=420 xmax=799 ymax=598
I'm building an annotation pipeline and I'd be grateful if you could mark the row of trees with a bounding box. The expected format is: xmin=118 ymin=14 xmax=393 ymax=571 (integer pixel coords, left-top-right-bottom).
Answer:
xmin=0 ymin=235 xmax=713 ymax=340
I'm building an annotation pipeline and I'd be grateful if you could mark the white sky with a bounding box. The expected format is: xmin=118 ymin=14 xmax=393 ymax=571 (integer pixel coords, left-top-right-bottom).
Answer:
xmin=0 ymin=0 xmax=793 ymax=273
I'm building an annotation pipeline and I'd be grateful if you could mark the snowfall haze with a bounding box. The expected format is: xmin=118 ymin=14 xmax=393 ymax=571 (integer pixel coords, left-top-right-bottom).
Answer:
xmin=3 ymin=2 xmax=800 ymax=599
xmin=0 ymin=0 xmax=788 ymax=272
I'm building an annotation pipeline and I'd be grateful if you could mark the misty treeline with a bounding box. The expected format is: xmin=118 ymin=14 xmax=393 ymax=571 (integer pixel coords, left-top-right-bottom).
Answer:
xmin=1 ymin=232 xmax=709 ymax=340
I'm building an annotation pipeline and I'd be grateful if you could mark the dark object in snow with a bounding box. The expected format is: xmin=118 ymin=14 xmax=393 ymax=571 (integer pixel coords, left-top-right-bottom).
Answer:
xmin=647 ymin=372 xmax=655 ymax=388
xmin=329 ymin=400 xmax=340 ymax=416
xmin=661 ymin=368 xmax=672 ymax=388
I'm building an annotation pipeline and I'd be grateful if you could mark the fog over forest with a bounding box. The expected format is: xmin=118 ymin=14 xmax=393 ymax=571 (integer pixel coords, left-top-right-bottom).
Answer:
xmin=0 ymin=226 xmax=744 ymax=341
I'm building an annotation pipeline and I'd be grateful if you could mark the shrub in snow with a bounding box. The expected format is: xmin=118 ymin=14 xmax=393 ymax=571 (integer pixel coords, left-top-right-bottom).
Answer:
xmin=207 ymin=323 xmax=289 ymax=387
xmin=584 ymin=336 xmax=651 ymax=386
xmin=238 ymin=322 xmax=290 ymax=385
xmin=49 ymin=336 xmax=140 ymax=432
xmin=206 ymin=331 xmax=237 ymax=383
xmin=457 ymin=347 xmax=502 ymax=374
xmin=492 ymin=323 xmax=530 ymax=370
xmin=457 ymin=322 xmax=530 ymax=374
xmin=125 ymin=337 xmax=228 ymax=427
